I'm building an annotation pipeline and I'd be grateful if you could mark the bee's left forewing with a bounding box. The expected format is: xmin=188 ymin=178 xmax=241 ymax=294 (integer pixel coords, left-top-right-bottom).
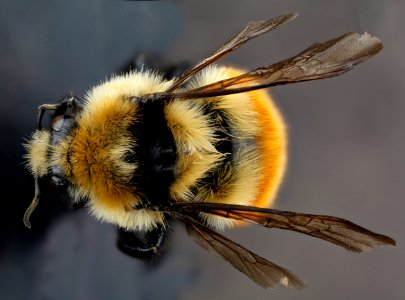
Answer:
xmin=173 ymin=202 xmax=396 ymax=253
xmin=168 ymin=32 xmax=383 ymax=100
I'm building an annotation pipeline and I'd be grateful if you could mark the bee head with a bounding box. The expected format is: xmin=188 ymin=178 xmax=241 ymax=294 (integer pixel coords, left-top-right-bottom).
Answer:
xmin=23 ymin=96 xmax=83 ymax=228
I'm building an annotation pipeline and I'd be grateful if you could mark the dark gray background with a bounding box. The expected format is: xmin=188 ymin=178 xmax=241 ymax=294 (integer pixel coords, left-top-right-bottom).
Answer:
xmin=0 ymin=0 xmax=403 ymax=299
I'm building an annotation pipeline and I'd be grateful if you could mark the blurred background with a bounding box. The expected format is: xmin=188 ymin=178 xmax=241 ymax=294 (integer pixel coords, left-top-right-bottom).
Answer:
xmin=0 ymin=0 xmax=404 ymax=299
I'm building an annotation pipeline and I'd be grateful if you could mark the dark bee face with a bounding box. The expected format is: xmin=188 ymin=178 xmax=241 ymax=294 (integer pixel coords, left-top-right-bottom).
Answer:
xmin=49 ymin=96 xmax=82 ymax=135
xmin=46 ymin=96 xmax=83 ymax=190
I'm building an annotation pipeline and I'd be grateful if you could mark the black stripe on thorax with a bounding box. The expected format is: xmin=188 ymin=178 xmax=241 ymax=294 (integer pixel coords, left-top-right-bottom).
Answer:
xmin=128 ymin=100 xmax=177 ymax=208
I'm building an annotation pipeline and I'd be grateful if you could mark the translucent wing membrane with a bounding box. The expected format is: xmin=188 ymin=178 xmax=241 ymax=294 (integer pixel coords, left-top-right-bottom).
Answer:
xmin=166 ymin=13 xmax=298 ymax=92
xmin=180 ymin=215 xmax=306 ymax=289
xmin=168 ymin=32 xmax=383 ymax=99
xmin=173 ymin=203 xmax=396 ymax=253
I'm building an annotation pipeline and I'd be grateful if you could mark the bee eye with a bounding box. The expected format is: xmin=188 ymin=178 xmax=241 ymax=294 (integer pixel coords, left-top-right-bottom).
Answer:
xmin=50 ymin=115 xmax=65 ymax=132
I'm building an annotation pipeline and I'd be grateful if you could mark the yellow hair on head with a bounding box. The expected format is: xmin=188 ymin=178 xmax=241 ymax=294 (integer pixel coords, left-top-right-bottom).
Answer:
xmin=25 ymin=130 xmax=50 ymax=177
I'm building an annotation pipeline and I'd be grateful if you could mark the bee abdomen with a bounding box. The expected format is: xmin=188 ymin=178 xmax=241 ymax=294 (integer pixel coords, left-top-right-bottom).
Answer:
xmin=164 ymin=66 xmax=287 ymax=229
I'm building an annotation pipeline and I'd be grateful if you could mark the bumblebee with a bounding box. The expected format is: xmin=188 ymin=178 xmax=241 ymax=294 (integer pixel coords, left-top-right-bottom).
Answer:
xmin=24 ymin=13 xmax=395 ymax=289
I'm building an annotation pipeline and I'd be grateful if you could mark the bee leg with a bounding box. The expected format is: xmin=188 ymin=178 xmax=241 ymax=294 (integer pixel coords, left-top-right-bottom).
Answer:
xmin=37 ymin=103 xmax=61 ymax=130
xmin=116 ymin=222 xmax=171 ymax=262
